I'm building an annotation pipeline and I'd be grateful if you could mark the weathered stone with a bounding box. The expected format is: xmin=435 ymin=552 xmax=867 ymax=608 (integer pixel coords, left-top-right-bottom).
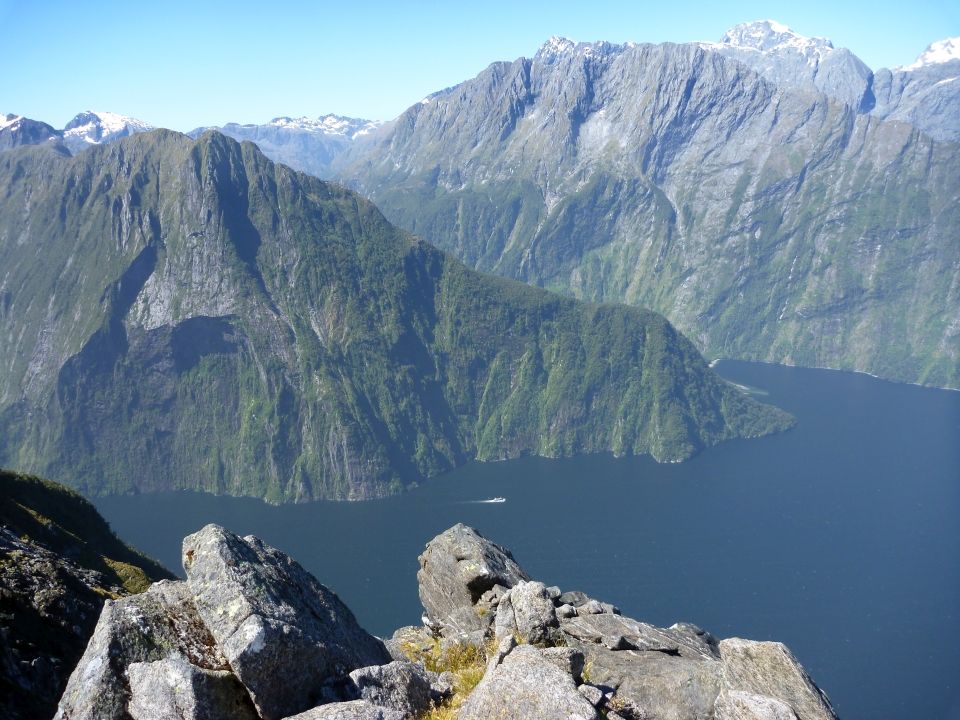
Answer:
xmin=493 ymin=580 xmax=559 ymax=645
xmin=545 ymin=585 xmax=562 ymax=600
xmin=578 ymin=683 xmax=605 ymax=706
xmin=457 ymin=643 xmax=599 ymax=720
xmin=55 ymin=580 xmax=226 ymax=720
xmin=557 ymin=590 xmax=590 ymax=607
xmin=348 ymin=661 xmax=433 ymax=717
xmin=182 ymin=525 xmax=389 ymax=720
xmin=540 ymin=646 xmax=586 ymax=681
xmin=715 ymin=690 xmax=800 ymax=720
xmin=281 ymin=700 xmax=405 ymax=720
xmin=579 ymin=600 xmax=606 ymax=615
xmin=384 ymin=625 xmax=435 ymax=663
xmin=718 ymin=639 xmax=836 ymax=720
xmin=561 ymin=613 xmax=718 ymax=660
xmin=557 ymin=603 xmax=578 ymax=619
xmin=569 ymin=640 xmax=722 ymax=720
xmin=417 ymin=524 xmax=529 ymax=636
xmin=127 ymin=656 xmax=258 ymax=720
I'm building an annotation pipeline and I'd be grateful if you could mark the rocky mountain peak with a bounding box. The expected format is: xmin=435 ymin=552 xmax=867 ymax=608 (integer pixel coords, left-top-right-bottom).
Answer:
xmin=61 ymin=110 xmax=153 ymax=153
xmin=1 ymin=113 xmax=22 ymax=130
xmin=713 ymin=20 xmax=836 ymax=64
xmin=898 ymin=36 xmax=960 ymax=71
xmin=535 ymin=35 xmax=626 ymax=65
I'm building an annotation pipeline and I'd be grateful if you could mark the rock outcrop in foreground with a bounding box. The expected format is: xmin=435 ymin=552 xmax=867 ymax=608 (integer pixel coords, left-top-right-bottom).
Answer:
xmin=58 ymin=523 xmax=837 ymax=720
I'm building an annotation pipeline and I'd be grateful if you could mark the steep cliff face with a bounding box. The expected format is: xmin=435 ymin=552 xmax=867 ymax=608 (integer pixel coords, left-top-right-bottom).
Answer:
xmin=334 ymin=28 xmax=960 ymax=388
xmin=0 ymin=469 xmax=173 ymax=720
xmin=0 ymin=130 xmax=788 ymax=502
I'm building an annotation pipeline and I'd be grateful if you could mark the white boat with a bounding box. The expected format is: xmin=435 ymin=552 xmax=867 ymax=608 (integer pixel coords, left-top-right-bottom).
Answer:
xmin=481 ymin=497 xmax=506 ymax=503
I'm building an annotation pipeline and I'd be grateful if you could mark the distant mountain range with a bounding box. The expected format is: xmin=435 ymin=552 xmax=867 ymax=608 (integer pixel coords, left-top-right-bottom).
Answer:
xmin=3 ymin=21 xmax=958 ymax=393
xmin=0 ymin=110 xmax=153 ymax=154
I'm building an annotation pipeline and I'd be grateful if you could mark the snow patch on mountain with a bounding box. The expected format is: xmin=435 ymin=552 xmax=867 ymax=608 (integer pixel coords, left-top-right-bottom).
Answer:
xmin=267 ymin=114 xmax=383 ymax=139
xmin=62 ymin=111 xmax=153 ymax=150
xmin=1 ymin=114 xmax=22 ymax=131
xmin=700 ymin=20 xmax=836 ymax=68
xmin=898 ymin=37 xmax=960 ymax=71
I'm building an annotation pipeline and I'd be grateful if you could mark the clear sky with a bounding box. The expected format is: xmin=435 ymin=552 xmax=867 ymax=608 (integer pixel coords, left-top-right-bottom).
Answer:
xmin=2 ymin=0 xmax=957 ymax=131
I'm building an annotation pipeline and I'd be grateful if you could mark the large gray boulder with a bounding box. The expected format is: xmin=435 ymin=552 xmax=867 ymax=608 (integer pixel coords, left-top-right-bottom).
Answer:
xmin=561 ymin=613 xmax=718 ymax=658
xmin=571 ymin=641 xmax=722 ymax=720
xmin=182 ymin=524 xmax=390 ymax=720
xmin=127 ymin=656 xmax=259 ymax=720
xmin=55 ymin=580 xmax=228 ymax=720
xmin=348 ymin=660 xmax=434 ymax=717
xmin=715 ymin=690 xmax=799 ymax=720
xmin=417 ymin=524 xmax=529 ymax=636
xmin=493 ymin=580 xmax=560 ymax=645
xmin=281 ymin=700 xmax=405 ymax=720
xmin=457 ymin=641 xmax=599 ymax=720
xmin=718 ymin=639 xmax=836 ymax=720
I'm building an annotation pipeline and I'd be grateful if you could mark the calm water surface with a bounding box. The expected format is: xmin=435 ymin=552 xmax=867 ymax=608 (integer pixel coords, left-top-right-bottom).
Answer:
xmin=95 ymin=361 xmax=960 ymax=720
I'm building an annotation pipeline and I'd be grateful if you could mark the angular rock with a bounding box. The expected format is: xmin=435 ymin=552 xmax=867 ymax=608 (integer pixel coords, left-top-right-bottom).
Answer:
xmin=417 ymin=524 xmax=529 ymax=636
xmin=718 ymin=639 xmax=836 ymax=720
xmin=540 ymin=646 xmax=585 ymax=681
xmin=183 ymin=525 xmax=389 ymax=720
xmin=493 ymin=580 xmax=559 ymax=645
xmin=348 ymin=661 xmax=433 ymax=717
xmin=569 ymin=641 xmax=722 ymax=720
xmin=561 ymin=613 xmax=718 ymax=660
xmin=55 ymin=580 xmax=227 ymax=720
xmin=715 ymin=690 xmax=800 ymax=720
xmin=127 ymin=656 xmax=258 ymax=720
xmin=557 ymin=590 xmax=590 ymax=607
xmin=578 ymin=683 xmax=605 ymax=707
xmin=281 ymin=700 xmax=405 ymax=720
xmin=384 ymin=625 xmax=435 ymax=663
xmin=457 ymin=643 xmax=599 ymax=720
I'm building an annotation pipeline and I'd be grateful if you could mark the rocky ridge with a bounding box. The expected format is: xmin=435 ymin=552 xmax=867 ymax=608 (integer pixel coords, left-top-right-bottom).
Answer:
xmin=332 ymin=22 xmax=960 ymax=389
xmin=0 ymin=130 xmax=791 ymax=502
xmin=0 ymin=470 xmax=174 ymax=720
xmin=58 ymin=522 xmax=838 ymax=720
xmin=0 ymin=111 xmax=152 ymax=155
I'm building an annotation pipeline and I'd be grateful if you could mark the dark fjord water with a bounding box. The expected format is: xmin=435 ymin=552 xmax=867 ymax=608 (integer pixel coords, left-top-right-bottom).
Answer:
xmin=95 ymin=361 xmax=960 ymax=720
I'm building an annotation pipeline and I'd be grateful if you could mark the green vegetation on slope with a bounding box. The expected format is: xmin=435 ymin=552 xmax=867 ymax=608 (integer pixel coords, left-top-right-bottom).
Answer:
xmin=0 ymin=130 xmax=791 ymax=502
xmin=0 ymin=468 xmax=173 ymax=720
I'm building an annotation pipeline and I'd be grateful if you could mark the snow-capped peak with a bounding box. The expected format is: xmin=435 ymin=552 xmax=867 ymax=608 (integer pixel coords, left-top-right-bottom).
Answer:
xmin=63 ymin=111 xmax=153 ymax=143
xmin=538 ymin=36 xmax=576 ymax=58
xmin=717 ymin=20 xmax=834 ymax=55
xmin=898 ymin=37 xmax=960 ymax=71
xmin=267 ymin=114 xmax=383 ymax=139
xmin=1 ymin=113 xmax=22 ymax=131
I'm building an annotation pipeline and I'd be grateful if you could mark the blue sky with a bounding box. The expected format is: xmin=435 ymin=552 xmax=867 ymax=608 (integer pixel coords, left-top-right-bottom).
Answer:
xmin=2 ymin=0 xmax=957 ymax=131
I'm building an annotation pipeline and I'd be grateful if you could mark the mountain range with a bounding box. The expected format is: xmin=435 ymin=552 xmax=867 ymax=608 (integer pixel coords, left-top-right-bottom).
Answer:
xmin=0 ymin=130 xmax=788 ymax=502
xmin=331 ymin=21 xmax=959 ymax=388
xmin=8 ymin=21 xmax=953 ymax=388
xmin=0 ymin=110 xmax=153 ymax=154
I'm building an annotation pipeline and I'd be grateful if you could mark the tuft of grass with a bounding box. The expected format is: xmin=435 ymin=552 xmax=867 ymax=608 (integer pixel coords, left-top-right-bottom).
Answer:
xmin=398 ymin=636 xmax=496 ymax=720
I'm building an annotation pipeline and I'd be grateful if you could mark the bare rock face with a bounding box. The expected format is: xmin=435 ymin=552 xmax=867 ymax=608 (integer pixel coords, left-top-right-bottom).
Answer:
xmin=127 ymin=656 xmax=259 ymax=720
xmin=182 ymin=524 xmax=390 ymax=720
xmin=347 ymin=660 xmax=434 ymax=717
xmin=457 ymin=642 xmax=599 ymax=720
xmin=280 ymin=700 xmax=405 ymax=720
xmin=55 ymin=580 xmax=227 ymax=720
xmin=493 ymin=580 xmax=559 ymax=644
xmin=715 ymin=690 xmax=800 ymax=720
xmin=417 ymin=523 xmax=529 ymax=637
xmin=718 ymin=639 xmax=836 ymax=720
